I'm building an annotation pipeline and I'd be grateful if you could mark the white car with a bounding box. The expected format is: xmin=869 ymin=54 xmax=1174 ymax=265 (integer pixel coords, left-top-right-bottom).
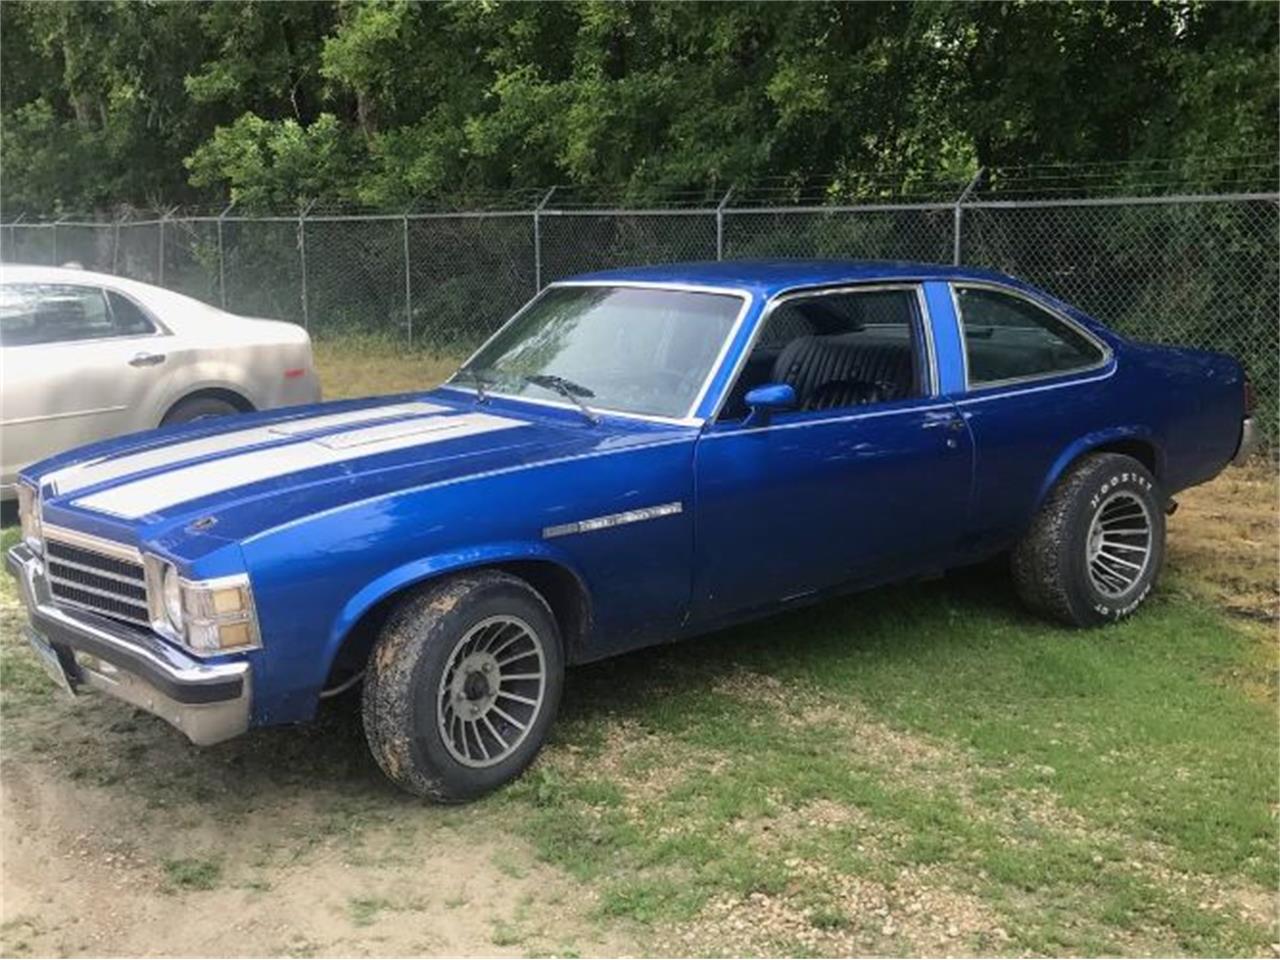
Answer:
xmin=0 ymin=265 xmax=321 ymax=496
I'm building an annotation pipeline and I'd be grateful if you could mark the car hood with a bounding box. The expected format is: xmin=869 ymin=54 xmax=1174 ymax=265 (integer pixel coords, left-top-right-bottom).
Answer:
xmin=32 ymin=390 xmax=691 ymax=556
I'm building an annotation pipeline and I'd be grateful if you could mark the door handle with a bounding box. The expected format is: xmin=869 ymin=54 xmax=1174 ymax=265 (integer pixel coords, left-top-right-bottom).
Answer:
xmin=922 ymin=411 xmax=966 ymax=431
xmin=128 ymin=352 xmax=166 ymax=368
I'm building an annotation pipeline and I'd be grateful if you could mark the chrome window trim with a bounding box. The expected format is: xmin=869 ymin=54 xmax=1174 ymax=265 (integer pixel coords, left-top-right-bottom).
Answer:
xmin=102 ymin=285 xmax=168 ymax=337
xmin=949 ymin=280 xmax=1113 ymax=393
xmin=955 ymin=363 xmax=1117 ymax=406
xmin=707 ymin=281 xmax=939 ymax=424
xmin=447 ymin=279 xmax=754 ymax=427
xmin=702 ymin=401 xmax=956 ymax=439
xmin=0 ymin=281 xmax=169 ymax=348
xmin=436 ymin=385 xmax=704 ymax=428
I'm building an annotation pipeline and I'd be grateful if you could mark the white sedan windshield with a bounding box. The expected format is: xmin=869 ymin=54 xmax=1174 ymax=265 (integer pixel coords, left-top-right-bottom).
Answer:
xmin=457 ymin=285 xmax=743 ymax=419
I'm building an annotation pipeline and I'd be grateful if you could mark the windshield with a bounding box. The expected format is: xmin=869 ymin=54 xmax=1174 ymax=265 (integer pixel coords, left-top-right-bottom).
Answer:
xmin=454 ymin=285 xmax=744 ymax=419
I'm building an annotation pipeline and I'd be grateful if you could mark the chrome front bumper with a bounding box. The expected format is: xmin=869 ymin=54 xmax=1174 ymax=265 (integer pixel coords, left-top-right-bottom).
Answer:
xmin=1232 ymin=417 xmax=1258 ymax=467
xmin=5 ymin=543 xmax=251 ymax=745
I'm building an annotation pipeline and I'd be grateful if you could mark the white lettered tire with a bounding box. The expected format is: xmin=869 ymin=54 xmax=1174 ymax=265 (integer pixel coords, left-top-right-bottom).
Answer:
xmin=1012 ymin=453 xmax=1165 ymax=627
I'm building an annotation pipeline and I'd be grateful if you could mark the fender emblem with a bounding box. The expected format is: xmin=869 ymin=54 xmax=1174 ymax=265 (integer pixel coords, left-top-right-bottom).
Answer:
xmin=542 ymin=502 xmax=683 ymax=539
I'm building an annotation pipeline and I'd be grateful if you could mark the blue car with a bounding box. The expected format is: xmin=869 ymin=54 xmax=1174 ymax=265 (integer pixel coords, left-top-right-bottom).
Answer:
xmin=7 ymin=261 xmax=1256 ymax=800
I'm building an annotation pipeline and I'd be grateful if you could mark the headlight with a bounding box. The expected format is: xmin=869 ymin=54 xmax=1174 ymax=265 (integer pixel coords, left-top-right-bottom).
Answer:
xmin=162 ymin=565 xmax=184 ymax=630
xmin=145 ymin=556 xmax=259 ymax=656
xmin=16 ymin=483 xmax=41 ymax=549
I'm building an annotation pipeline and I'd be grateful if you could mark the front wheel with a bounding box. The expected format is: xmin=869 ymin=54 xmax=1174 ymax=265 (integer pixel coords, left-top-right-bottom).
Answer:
xmin=1012 ymin=453 xmax=1165 ymax=627
xmin=362 ymin=571 xmax=564 ymax=802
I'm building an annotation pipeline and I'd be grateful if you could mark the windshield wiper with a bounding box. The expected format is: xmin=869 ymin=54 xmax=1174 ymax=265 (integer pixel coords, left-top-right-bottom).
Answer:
xmin=455 ymin=365 xmax=493 ymax=403
xmin=524 ymin=373 xmax=600 ymax=425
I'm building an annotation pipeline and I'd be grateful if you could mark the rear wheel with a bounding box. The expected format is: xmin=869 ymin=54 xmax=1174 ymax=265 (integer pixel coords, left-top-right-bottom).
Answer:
xmin=1012 ymin=453 xmax=1165 ymax=627
xmin=161 ymin=395 xmax=242 ymax=425
xmin=362 ymin=571 xmax=564 ymax=802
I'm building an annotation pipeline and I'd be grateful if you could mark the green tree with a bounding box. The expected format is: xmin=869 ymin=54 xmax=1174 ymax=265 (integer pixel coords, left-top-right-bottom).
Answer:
xmin=2 ymin=0 xmax=1275 ymax=214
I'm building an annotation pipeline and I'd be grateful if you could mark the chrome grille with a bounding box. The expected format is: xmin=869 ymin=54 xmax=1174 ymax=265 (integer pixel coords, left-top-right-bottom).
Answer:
xmin=44 ymin=531 xmax=150 ymax=628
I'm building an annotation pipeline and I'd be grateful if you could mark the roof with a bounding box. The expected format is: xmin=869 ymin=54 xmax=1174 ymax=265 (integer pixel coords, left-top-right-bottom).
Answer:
xmin=0 ymin=263 xmax=181 ymax=299
xmin=567 ymin=259 xmax=1019 ymax=298
xmin=0 ymin=263 xmax=229 ymax=328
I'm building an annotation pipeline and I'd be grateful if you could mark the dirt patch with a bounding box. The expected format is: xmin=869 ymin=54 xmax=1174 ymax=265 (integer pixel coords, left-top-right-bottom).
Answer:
xmin=543 ymin=717 xmax=729 ymax=818
xmin=663 ymin=862 xmax=1008 ymax=957
xmin=0 ymin=756 xmax=634 ymax=958
xmin=0 ymin=578 xmax=635 ymax=959
xmin=1170 ymin=463 xmax=1279 ymax=622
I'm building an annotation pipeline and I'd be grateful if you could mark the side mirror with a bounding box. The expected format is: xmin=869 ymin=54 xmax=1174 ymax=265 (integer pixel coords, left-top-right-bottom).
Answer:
xmin=743 ymin=383 xmax=796 ymax=427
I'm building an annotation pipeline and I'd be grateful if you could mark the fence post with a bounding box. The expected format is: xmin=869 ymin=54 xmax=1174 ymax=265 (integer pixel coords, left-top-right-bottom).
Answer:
xmin=217 ymin=200 xmax=235 ymax=309
xmin=158 ymin=211 xmax=167 ymax=283
xmin=298 ymin=200 xmax=315 ymax=330
xmin=953 ymin=168 xmax=984 ymax=265
xmin=9 ymin=214 xmax=24 ymax=263
xmin=52 ymin=215 xmax=67 ymax=265
xmin=533 ymin=186 xmax=557 ymax=292
xmin=716 ymin=187 xmax=734 ymax=261
xmin=402 ymin=214 xmax=413 ymax=345
xmin=112 ymin=214 xmax=122 ymax=274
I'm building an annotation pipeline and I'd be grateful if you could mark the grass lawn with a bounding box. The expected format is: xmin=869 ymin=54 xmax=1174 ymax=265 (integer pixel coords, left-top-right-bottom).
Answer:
xmin=0 ymin=336 xmax=1275 ymax=957
xmin=311 ymin=335 xmax=463 ymax=400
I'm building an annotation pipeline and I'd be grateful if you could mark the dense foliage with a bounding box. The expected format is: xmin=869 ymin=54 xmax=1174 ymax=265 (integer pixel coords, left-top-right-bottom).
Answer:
xmin=2 ymin=1 xmax=1276 ymax=213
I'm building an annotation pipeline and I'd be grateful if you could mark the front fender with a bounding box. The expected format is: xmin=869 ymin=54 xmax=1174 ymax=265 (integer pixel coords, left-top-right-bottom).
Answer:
xmin=323 ymin=539 xmax=591 ymax=672
xmin=1035 ymin=425 xmax=1164 ymax=511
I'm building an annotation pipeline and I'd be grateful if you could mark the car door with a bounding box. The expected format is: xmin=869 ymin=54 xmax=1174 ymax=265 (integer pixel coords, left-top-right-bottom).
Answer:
xmin=690 ymin=284 xmax=974 ymax=625
xmin=946 ymin=282 xmax=1115 ymax=553
xmin=0 ymin=282 xmax=169 ymax=487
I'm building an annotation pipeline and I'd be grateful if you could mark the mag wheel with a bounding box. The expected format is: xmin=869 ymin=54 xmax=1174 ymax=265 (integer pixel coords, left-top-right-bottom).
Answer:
xmin=362 ymin=571 xmax=564 ymax=802
xmin=436 ymin=614 xmax=548 ymax=768
xmin=1085 ymin=490 xmax=1155 ymax=599
xmin=1012 ymin=452 xmax=1166 ymax=627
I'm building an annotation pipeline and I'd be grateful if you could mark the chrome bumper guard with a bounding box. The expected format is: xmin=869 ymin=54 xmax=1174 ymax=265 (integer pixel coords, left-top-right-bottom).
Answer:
xmin=5 ymin=543 xmax=250 ymax=745
xmin=1232 ymin=417 xmax=1258 ymax=467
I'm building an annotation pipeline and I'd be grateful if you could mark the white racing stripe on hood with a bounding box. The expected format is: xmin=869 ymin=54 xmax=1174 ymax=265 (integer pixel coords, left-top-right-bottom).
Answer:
xmin=73 ymin=411 xmax=523 ymax=519
xmin=46 ymin=401 xmax=448 ymax=495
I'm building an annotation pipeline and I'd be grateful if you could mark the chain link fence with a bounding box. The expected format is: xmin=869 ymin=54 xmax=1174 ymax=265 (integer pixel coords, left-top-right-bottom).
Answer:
xmin=2 ymin=186 xmax=1276 ymax=442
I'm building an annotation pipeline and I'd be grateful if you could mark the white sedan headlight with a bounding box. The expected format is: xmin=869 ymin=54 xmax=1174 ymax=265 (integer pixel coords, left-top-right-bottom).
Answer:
xmin=145 ymin=557 xmax=259 ymax=655
xmin=16 ymin=483 xmax=41 ymax=549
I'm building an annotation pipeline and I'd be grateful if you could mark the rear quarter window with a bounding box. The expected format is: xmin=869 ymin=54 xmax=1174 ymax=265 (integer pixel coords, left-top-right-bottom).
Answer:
xmin=955 ymin=286 xmax=1104 ymax=386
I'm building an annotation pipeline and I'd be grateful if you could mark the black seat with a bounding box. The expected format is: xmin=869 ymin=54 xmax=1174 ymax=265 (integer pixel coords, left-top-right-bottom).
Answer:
xmin=771 ymin=335 xmax=915 ymax=410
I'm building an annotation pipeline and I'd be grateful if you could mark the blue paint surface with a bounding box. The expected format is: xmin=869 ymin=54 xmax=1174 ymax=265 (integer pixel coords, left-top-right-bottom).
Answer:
xmin=19 ymin=260 xmax=1248 ymax=728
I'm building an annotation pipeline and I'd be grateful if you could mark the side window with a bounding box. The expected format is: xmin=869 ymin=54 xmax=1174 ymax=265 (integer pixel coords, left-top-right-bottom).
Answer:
xmin=956 ymin=286 xmax=1104 ymax=386
xmin=105 ymin=290 xmax=157 ymax=336
xmin=0 ymin=284 xmax=153 ymax=346
xmin=721 ymin=288 xmax=925 ymax=420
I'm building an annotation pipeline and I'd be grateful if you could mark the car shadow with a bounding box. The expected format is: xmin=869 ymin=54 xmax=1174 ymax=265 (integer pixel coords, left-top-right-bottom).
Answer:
xmin=19 ymin=558 xmax=1027 ymax=808
xmin=556 ymin=556 xmax=1026 ymax=726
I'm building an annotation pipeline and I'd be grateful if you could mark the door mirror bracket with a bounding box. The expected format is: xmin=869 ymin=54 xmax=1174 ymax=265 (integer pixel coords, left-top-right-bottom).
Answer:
xmin=742 ymin=383 xmax=796 ymax=427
